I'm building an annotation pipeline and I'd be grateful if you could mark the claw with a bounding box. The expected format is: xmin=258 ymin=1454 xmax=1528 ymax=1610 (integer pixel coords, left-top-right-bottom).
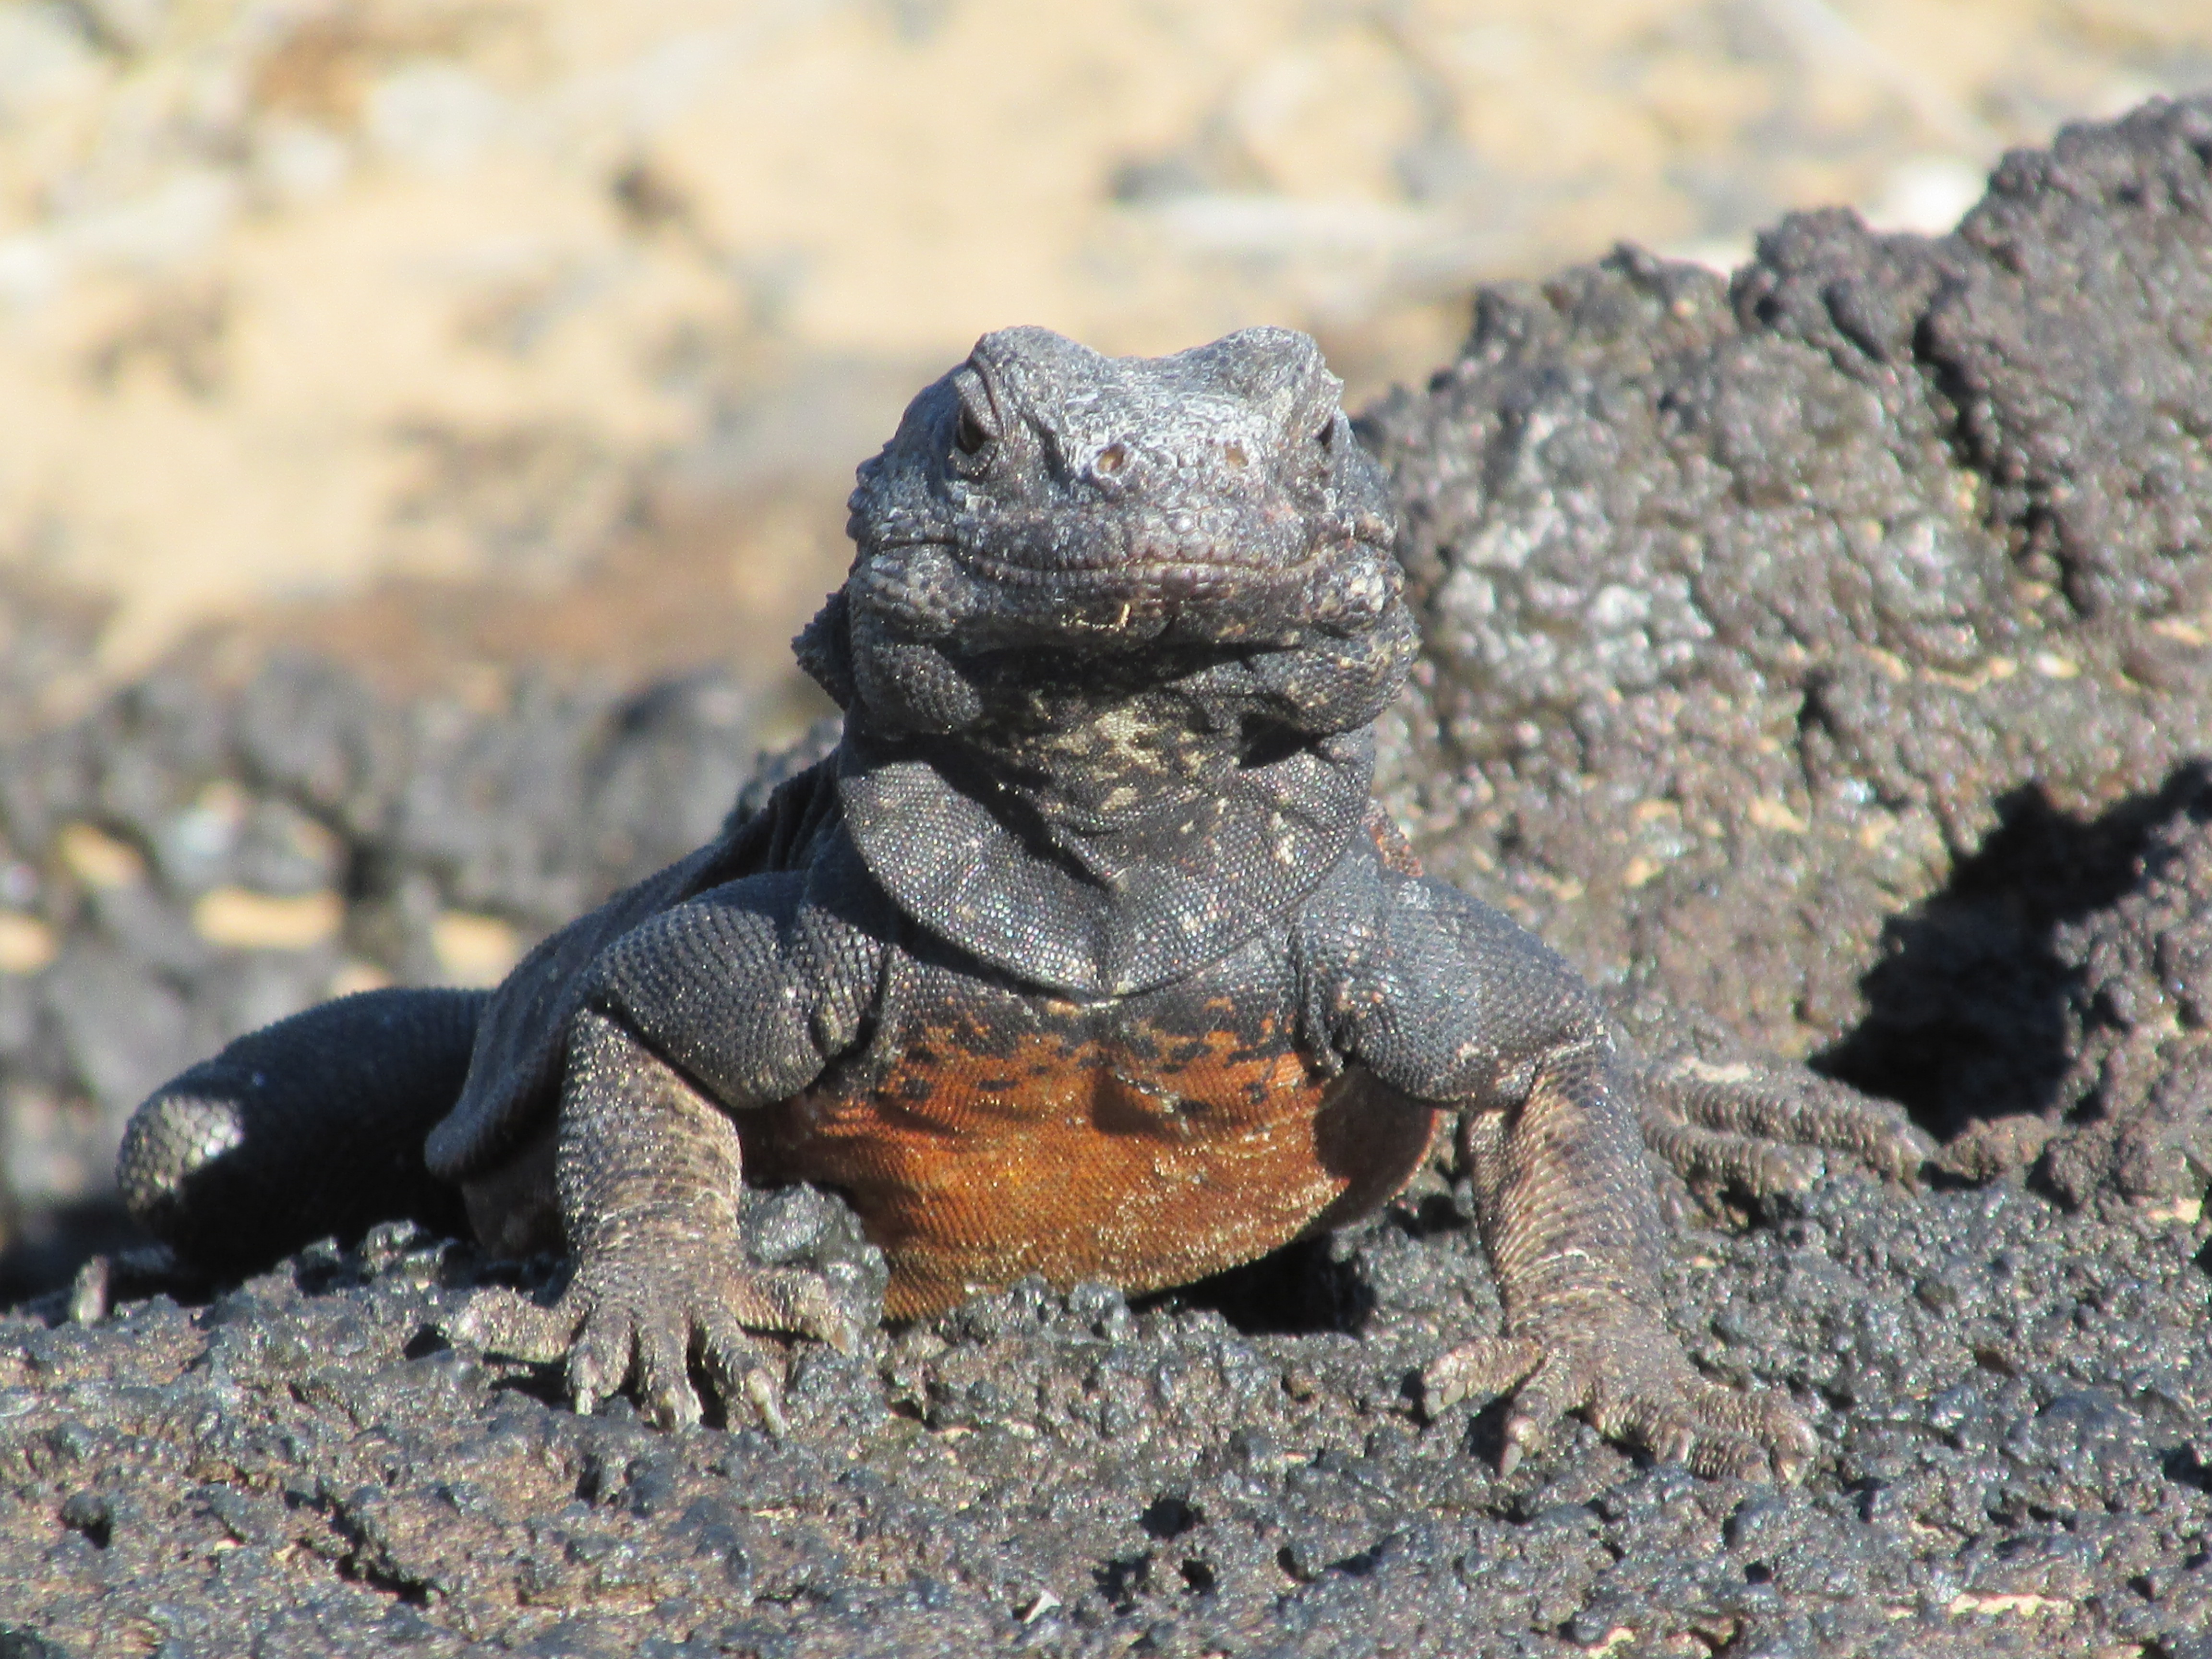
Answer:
xmin=1499 ymin=1407 xmax=1552 ymax=1475
xmin=649 ymin=1378 xmax=702 ymax=1432
xmin=741 ymin=1367 xmax=788 ymax=1437
xmin=1422 ymin=1334 xmax=1542 ymax=1419
xmin=819 ymin=1305 xmax=863 ymax=1357
xmin=67 ymin=1256 xmax=111 ymax=1325
xmin=1769 ymin=1409 xmax=1818 ymax=1485
xmin=1424 ymin=1359 xmax=1463 ymax=1414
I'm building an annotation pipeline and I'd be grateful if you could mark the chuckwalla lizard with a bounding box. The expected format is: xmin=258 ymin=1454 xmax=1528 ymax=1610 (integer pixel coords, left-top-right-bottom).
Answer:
xmin=120 ymin=325 xmax=1928 ymax=1477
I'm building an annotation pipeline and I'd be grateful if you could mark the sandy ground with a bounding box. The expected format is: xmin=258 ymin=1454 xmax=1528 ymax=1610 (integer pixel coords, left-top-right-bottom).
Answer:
xmin=0 ymin=0 xmax=2204 ymax=709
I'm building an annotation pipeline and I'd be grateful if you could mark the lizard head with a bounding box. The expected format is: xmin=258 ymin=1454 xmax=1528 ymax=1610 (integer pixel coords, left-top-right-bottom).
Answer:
xmin=797 ymin=325 xmax=1417 ymax=744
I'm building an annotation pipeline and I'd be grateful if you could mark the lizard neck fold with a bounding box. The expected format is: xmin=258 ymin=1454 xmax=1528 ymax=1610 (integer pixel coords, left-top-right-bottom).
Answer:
xmin=836 ymin=719 xmax=1375 ymax=998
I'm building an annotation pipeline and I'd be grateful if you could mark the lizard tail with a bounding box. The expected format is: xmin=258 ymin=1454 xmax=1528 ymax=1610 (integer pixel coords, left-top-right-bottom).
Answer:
xmin=118 ymin=987 xmax=485 ymax=1276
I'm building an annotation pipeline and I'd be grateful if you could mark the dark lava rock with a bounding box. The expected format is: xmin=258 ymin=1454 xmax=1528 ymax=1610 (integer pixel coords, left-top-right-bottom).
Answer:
xmin=2036 ymin=779 xmax=2212 ymax=1208
xmin=1362 ymin=95 xmax=2212 ymax=1158
xmin=5 ymin=96 xmax=2212 ymax=1658
xmin=2 ymin=1168 xmax=2207 ymax=1654
xmin=0 ymin=654 xmax=800 ymax=1300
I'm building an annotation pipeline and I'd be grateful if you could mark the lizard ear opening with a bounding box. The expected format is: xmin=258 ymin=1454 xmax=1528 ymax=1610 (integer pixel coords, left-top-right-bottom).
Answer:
xmin=793 ymin=589 xmax=856 ymax=711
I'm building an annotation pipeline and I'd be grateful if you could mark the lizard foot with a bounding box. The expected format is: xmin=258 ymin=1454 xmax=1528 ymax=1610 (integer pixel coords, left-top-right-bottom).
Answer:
xmin=1424 ymin=1304 xmax=1816 ymax=1482
xmin=1634 ymin=1050 xmax=1933 ymax=1198
xmin=449 ymin=1241 xmax=864 ymax=1432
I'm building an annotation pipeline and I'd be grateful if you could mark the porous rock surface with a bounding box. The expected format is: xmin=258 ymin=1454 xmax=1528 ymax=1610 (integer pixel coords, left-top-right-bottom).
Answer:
xmin=0 ymin=653 xmax=809 ymax=1298
xmin=1363 ymin=94 xmax=2212 ymax=1150
xmin=6 ymin=98 xmax=2212 ymax=1656
xmin=3 ymin=1181 xmax=2210 ymax=1656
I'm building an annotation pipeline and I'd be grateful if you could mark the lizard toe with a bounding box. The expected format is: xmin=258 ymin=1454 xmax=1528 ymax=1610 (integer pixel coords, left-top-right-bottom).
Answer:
xmin=1603 ymin=1392 xmax=1763 ymax=1480
xmin=508 ymin=1239 xmax=862 ymax=1426
xmin=696 ymin=1310 xmax=790 ymax=1436
xmin=566 ymin=1302 xmax=643 ymax=1419
xmin=718 ymin=1265 xmax=866 ymax=1355
xmin=1595 ymin=1372 xmax=1815 ymax=1483
xmin=1496 ymin=1350 xmax=1581 ymax=1476
xmin=1635 ymin=1050 xmax=1933 ymax=1192
xmin=1422 ymin=1334 xmax=1543 ymax=1416
xmin=630 ymin=1304 xmax=703 ymax=1431
xmin=1436 ymin=1293 xmax=1818 ymax=1481
xmin=738 ymin=1363 xmax=791 ymax=1437
xmin=445 ymin=1285 xmax=579 ymax=1365
xmin=1422 ymin=1337 xmax=1584 ymax=1475
xmin=1640 ymin=1110 xmax=1826 ymax=1197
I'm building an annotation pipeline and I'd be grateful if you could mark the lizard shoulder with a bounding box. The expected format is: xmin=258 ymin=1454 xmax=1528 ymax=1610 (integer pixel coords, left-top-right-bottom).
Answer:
xmin=423 ymin=753 xmax=844 ymax=1181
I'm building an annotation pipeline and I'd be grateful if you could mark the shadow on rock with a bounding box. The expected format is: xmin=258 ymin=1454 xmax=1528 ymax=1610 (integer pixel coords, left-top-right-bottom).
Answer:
xmin=1820 ymin=764 xmax=2212 ymax=1139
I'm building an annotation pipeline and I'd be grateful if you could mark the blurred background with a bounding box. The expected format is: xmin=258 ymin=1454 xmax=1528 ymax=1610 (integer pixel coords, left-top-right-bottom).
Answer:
xmin=0 ymin=0 xmax=2203 ymax=714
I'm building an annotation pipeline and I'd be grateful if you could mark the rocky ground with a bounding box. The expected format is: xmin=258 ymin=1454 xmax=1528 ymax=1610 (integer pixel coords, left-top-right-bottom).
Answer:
xmin=6 ymin=92 xmax=2212 ymax=1659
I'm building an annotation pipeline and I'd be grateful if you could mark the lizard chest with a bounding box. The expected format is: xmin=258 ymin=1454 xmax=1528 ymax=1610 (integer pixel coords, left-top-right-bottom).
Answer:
xmin=742 ymin=974 xmax=1439 ymax=1319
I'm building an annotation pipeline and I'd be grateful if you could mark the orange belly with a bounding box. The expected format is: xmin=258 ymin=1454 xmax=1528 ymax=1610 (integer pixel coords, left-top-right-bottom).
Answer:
xmin=744 ymin=1011 xmax=1439 ymax=1319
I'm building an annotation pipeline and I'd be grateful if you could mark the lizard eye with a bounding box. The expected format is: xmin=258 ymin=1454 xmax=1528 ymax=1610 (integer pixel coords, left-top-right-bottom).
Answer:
xmin=954 ymin=402 xmax=993 ymax=457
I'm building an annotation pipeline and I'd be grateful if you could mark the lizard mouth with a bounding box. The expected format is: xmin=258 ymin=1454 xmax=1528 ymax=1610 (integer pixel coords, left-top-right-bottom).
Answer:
xmin=857 ymin=526 xmax=1402 ymax=654
xmin=876 ymin=511 xmax=1393 ymax=583
xmin=951 ymin=545 xmax=1326 ymax=589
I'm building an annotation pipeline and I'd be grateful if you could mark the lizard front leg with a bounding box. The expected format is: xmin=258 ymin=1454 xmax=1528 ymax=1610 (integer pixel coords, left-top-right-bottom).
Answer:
xmin=1426 ymin=1043 xmax=1815 ymax=1480
xmin=455 ymin=1009 xmax=864 ymax=1430
xmin=1306 ymin=859 xmax=1816 ymax=1479
xmin=452 ymin=866 xmax=886 ymax=1429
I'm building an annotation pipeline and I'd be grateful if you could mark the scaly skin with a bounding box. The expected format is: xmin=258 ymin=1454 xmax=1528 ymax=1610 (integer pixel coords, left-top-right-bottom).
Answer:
xmin=121 ymin=325 xmax=1927 ymax=1477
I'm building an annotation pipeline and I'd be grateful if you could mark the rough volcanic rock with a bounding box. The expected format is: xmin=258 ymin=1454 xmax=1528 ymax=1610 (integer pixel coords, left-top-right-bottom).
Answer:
xmin=1 ymin=1167 xmax=2207 ymax=1654
xmin=0 ymin=654 xmax=804 ymax=1300
xmin=2034 ymin=778 xmax=2212 ymax=1209
xmin=1361 ymin=96 xmax=2212 ymax=1165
